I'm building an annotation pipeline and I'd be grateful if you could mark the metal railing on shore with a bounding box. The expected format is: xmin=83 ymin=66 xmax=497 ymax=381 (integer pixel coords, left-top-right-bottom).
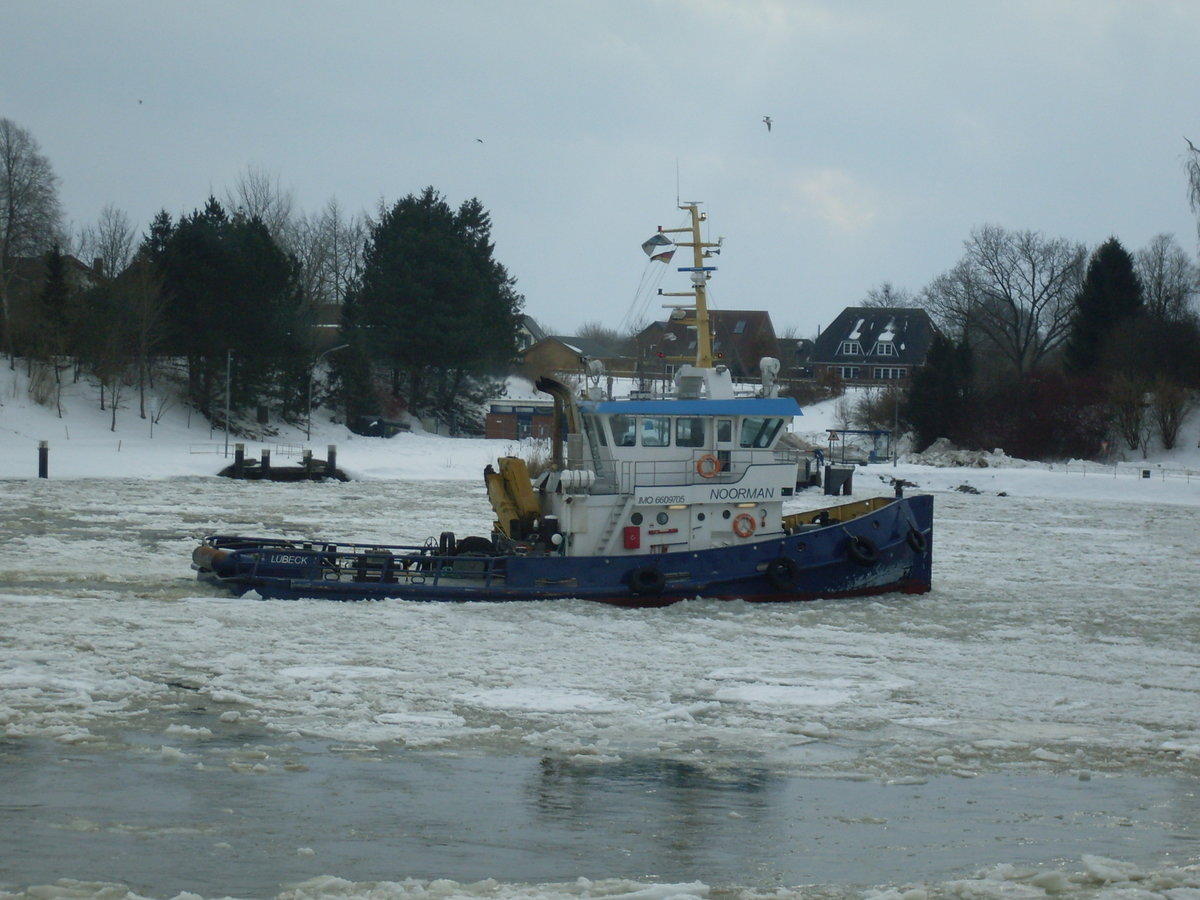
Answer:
xmin=1059 ymin=461 xmax=1198 ymax=483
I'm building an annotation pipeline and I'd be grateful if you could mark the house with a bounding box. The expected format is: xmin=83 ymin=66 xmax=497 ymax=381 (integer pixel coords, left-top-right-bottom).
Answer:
xmin=810 ymin=307 xmax=938 ymax=386
xmin=484 ymin=398 xmax=556 ymax=439
xmin=515 ymin=315 xmax=546 ymax=352
xmin=518 ymin=335 xmax=629 ymax=381
xmin=633 ymin=309 xmax=781 ymax=383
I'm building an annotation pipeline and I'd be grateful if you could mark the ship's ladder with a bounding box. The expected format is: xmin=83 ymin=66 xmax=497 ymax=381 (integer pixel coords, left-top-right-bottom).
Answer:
xmin=596 ymin=494 xmax=635 ymax=555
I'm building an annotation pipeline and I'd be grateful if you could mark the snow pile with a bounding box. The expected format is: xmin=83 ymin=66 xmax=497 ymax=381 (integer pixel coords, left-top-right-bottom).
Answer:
xmin=902 ymin=437 xmax=1031 ymax=469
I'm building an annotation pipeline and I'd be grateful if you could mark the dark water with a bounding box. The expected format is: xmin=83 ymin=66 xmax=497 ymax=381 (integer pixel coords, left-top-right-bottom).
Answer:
xmin=1 ymin=735 xmax=1195 ymax=898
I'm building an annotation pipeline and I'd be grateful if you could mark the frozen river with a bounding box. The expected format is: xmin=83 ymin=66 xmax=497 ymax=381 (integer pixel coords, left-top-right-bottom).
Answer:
xmin=1 ymin=475 xmax=1198 ymax=899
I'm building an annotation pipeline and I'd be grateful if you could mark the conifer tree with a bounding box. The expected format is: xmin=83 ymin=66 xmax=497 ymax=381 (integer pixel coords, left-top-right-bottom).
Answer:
xmin=351 ymin=188 xmax=522 ymax=421
xmin=1063 ymin=238 xmax=1143 ymax=374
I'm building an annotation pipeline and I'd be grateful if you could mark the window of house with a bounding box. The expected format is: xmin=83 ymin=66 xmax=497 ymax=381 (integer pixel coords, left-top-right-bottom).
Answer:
xmin=675 ymin=417 xmax=706 ymax=447
xmin=872 ymin=342 xmax=897 ymax=356
xmin=839 ymin=341 xmax=863 ymax=356
xmin=733 ymin=320 xmax=747 ymax=334
xmin=838 ymin=366 xmax=861 ymax=380
xmin=873 ymin=367 xmax=907 ymax=380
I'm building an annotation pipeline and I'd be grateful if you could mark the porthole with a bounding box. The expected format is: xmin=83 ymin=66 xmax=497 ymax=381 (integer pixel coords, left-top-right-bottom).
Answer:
xmin=697 ymin=513 xmax=706 ymax=522
xmin=655 ymin=512 xmax=669 ymax=525
xmin=631 ymin=512 xmax=643 ymax=525
xmin=722 ymin=509 xmax=731 ymax=519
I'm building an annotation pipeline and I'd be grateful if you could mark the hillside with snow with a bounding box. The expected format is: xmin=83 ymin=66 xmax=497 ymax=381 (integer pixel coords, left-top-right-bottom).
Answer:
xmin=2 ymin=363 xmax=1198 ymax=487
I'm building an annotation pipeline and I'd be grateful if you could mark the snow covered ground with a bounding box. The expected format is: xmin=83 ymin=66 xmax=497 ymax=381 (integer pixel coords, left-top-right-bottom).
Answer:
xmin=1 ymin=366 xmax=1198 ymax=899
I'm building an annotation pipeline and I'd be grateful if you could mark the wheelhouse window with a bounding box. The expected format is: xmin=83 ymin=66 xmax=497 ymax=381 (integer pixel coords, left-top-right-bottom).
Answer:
xmin=675 ymin=416 xmax=705 ymax=448
xmin=642 ymin=416 xmax=671 ymax=447
xmin=610 ymin=414 xmax=636 ymax=446
xmin=583 ymin=415 xmax=607 ymax=446
xmin=739 ymin=416 xmax=784 ymax=448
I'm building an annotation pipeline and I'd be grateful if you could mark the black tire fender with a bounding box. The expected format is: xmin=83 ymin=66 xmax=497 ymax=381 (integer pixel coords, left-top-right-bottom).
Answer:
xmin=765 ymin=556 xmax=801 ymax=590
xmin=847 ymin=534 xmax=880 ymax=566
xmin=628 ymin=566 xmax=666 ymax=596
xmin=906 ymin=528 xmax=928 ymax=554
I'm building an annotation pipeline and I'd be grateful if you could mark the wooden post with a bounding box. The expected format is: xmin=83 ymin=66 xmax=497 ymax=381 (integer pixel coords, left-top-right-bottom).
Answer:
xmin=303 ymin=449 xmax=313 ymax=474
xmin=261 ymin=448 xmax=271 ymax=476
xmin=38 ymin=440 xmax=48 ymax=479
xmin=327 ymin=444 xmax=337 ymax=477
xmin=234 ymin=443 xmax=245 ymax=478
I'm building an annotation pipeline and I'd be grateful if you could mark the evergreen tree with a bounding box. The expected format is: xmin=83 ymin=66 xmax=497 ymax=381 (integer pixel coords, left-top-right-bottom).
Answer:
xmin=902 ymin=333 xmax=973 ymax=449
xmin=36 ymin=244 xmax=70 ymax=359
xmin=351 ymin=188 xmax=522 ymax=420
xmin=150 ymin=198 xmax=311 ymax=419
xmin=1063 ymin=238 xmax=1143 ymax=374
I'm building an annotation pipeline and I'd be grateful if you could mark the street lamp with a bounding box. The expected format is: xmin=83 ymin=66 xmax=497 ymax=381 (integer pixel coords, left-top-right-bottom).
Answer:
xmin=307 ymin=343 xmax=349 ymax=441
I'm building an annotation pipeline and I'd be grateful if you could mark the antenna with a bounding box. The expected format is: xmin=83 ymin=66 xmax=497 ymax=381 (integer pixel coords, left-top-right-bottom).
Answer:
xmin=675 ymin=160 xmax=680 ymax=206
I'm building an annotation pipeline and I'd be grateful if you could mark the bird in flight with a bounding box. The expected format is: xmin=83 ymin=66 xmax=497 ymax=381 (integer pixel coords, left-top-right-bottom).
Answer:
xmin=762 ymin=116 xmax=772 ymax=132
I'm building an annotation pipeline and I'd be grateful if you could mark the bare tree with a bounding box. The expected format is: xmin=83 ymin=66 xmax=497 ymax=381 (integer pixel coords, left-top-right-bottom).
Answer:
xmin=294 ymin=197 xmax=365 ymax=306
xmin=226 ymin=164 xmax=296 ymax=248
xmin=1187 ymin=137 xmax=1200 ymax=245
xmin=862 ymin=281 xmax=916 ymax=308
xmin=1135 ymin=233 xmax=1198 ymax=322
xmin=77 ymin=203 xmax=137 ymax=277
xmin=1150 ymin=376 xmax=1195 ymax=450
xmin=0 ymin=118 xmax=64 ymax=354
xmin=923 ymin=224 xmax=1087 ymax=376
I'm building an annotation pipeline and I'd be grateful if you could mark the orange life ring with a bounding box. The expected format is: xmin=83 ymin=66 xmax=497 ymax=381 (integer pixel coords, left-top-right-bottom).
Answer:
xmin=732 ymin=513 xmax=756 ymax=538
xmin=696 ymin=454 xmax=720 ymax=479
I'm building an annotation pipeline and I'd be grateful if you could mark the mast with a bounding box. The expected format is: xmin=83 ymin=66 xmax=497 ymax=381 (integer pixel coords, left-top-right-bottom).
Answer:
xmin=658 ymin=203 xmax=721 ymax=368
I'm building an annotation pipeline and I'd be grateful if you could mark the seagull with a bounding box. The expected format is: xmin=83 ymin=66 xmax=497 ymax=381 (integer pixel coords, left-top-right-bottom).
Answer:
xmin=762 ymin=115 xmax=772 ymax=132
xmin=476 ymin=138 xmax=484 ymax=143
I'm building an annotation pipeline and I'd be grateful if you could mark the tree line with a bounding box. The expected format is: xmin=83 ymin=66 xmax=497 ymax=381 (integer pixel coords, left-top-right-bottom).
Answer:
xmin=899 ymin=223 xmax=1200 ymax=460
xmin=4 ymin=113 xmax=1200 ymax=458
xmin=0 ymin=118 xmax=522 ymax=434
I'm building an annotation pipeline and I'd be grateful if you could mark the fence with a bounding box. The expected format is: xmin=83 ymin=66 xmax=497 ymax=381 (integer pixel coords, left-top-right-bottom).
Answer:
xmin=1060 ymin=461 xmax=1199 ymax=484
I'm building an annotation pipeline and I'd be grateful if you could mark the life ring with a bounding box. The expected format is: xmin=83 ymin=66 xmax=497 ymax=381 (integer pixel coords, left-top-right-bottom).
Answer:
xmin=906 ymin=528 xmax=928 ymax=554
xmin=628 ymin=566 xmax=666 ymax=596
xmin=847 ymin=534 xmax=879 ymax=566
xmin=696 ymin=454 xmax=720 ymax=479
xmin=732 ymin=513 xmax=756 ymax=538
xmin=765 ymin=556 xmax=800 ymax=590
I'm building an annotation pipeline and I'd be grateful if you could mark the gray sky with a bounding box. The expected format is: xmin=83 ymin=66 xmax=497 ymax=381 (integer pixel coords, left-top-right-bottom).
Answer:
xmin=4 ymin=0 xmax=1198 ymax=337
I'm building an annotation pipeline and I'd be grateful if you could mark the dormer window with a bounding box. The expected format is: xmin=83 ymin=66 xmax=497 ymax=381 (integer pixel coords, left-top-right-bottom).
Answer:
xmin=839 ymin=340 xmax=863 ymax=356
xmin=871 ymin=341 xmax=897 ymax=357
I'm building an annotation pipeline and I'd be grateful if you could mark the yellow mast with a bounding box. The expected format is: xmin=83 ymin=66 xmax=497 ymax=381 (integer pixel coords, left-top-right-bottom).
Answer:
xmin=657 ymin=203 xmax=721 ymax=368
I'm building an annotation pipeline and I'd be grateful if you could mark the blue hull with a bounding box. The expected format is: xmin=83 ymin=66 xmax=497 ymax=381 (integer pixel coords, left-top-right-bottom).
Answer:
xmin=192 ymin=495 xmax=932 ymax=606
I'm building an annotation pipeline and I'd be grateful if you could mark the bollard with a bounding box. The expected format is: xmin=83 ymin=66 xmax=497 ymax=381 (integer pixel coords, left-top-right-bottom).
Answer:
xmin=234 ymin=443 xmax=245 ymax=478
xmin=327 ymin=444 xmax=337 ymax=476
xmin=38 ymin=440 xmax=48 ymax=479
xmin=261 ymin=448 xmax=271 ymax=476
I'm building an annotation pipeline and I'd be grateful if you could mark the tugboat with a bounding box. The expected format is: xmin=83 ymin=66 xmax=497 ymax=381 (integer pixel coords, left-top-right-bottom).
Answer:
xmin=192 ymin=203 xmax=932 ymax=605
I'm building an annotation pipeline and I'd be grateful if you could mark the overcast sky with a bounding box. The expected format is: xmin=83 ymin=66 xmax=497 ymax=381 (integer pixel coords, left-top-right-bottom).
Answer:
xmin=4 ymin=0 xmax=1198 ymax=337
